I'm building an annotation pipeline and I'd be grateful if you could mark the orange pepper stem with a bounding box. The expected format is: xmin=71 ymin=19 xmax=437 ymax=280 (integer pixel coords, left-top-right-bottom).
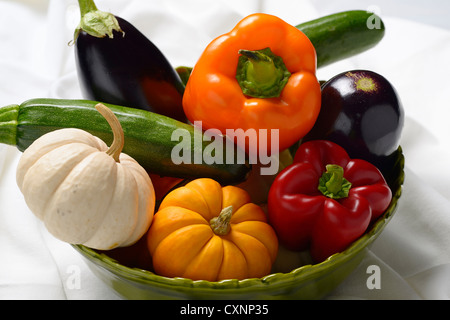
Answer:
xmin=210 ymin=206 xmax=233 ymax=236
xmin=318 ymin=164 xmax=352 ymax=199
xmin=236 ymin=47 xmax=291 ymax=98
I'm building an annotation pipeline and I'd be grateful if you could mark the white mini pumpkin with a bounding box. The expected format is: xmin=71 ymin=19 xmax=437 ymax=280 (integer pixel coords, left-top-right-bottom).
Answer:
xmin=16 ymin=103 xmax=155 ymax=250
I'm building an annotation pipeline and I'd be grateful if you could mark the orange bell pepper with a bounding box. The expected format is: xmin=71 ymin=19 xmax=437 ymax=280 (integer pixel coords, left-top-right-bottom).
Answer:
xmin=182 ymin=13 xmax=321 ymax=155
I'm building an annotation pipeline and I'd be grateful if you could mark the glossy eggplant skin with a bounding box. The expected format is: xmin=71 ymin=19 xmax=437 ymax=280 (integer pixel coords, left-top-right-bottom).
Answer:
xmin=303 ymin=70 xmax=404 ymax=176
xmin=75 ymin=16 xmax=187 ymax=122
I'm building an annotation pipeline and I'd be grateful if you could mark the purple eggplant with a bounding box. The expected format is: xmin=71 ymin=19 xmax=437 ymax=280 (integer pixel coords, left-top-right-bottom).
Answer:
xmin=73 ymin=0 xmax=187 ymax=122
xmin=303 ymin=70 xmax=404 ymax=177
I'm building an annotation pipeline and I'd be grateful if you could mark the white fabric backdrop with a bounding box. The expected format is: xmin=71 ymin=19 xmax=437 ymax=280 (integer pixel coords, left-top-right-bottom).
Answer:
xmin=1 ymin=0 xmax=449 ymax=300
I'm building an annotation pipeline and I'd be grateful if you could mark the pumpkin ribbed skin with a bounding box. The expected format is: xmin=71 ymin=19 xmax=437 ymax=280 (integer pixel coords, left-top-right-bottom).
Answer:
xmin=16 ymin=128 xmax=155 ymax=250
xmin=147 ymin=178 xmax=278 ymax=281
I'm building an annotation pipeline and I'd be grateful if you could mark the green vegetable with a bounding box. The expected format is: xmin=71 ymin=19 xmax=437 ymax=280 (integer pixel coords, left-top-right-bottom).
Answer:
xmin=0 ymin=99 xmax=251 ymax=184
xmin=296 ymin=10 xmax=385 ymax=68
xmin=235 ymin=47 xmax=291 ymax=99
xmin=175 ymin=66 xmax=193 ymax=86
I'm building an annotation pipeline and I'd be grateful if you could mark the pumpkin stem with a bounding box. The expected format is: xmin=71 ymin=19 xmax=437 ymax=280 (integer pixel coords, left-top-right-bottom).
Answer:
xmin=95 ymin=103 xmax=124 ymax=162
xmin=210 ymin=206 xmax=233 ymax=236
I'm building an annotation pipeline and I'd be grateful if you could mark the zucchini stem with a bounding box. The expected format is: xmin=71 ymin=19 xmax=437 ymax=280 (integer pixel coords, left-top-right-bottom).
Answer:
xmin=0 ymin=104 xmax=19 ymax=146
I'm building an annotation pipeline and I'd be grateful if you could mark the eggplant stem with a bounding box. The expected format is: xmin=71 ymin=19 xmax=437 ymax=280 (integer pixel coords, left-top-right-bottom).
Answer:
xmin=74 ymin=0 xmax=123 ymax=41
xmin=78 ymin=0 xmax=98 ymax=17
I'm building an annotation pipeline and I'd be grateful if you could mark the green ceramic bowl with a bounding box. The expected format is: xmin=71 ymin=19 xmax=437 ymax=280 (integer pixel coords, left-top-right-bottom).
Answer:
xmin=73 ymin=148 xmax=404 ymax=300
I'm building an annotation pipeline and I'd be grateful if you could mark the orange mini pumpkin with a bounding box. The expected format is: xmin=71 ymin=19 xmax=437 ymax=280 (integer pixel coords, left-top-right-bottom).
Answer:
xmin=147 ymin=178 xmax=278 ymax=281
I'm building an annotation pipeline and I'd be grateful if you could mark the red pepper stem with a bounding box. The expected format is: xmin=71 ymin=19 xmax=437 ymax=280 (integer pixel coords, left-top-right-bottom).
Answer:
xmin=318 ymin=164 xmax=352 ymax=199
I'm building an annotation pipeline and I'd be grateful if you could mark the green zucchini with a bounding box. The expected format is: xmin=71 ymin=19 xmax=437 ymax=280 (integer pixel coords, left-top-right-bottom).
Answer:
xmin=296 ymin=10 xmax=385 ymax=68
xmin=0 ymin=99 xmax=251 ymax=185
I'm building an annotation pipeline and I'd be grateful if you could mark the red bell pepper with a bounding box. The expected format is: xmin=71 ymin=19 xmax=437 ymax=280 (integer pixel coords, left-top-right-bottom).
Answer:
xmin=268 ymin=140 xmax=392 ymax=262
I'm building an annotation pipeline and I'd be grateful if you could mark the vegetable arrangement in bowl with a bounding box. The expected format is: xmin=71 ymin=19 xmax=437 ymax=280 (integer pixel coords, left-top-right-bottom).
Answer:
xmin=0 ymin=0 xmax=405 ymax=299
